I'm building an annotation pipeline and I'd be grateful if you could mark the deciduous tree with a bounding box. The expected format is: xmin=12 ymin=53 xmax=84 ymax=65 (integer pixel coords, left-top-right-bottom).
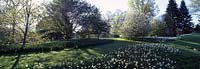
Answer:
xmin=121 ymin=0 xmax=155 ymax=37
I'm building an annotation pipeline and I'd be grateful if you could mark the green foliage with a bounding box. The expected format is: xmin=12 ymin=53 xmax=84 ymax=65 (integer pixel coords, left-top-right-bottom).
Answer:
xmin=128 ymin=0 xmax=155 ymax=17
xmin=121 ymin=13 xmax=152 ymax=37
xmin=27 ymin=32 xmax=45 ymax=45
xmin=79 ymin=8 xmax=109 ymax=38
xmin=194 ymin=24 xmax=200 ymax=32
xmin=121 ymin=0 xmax=155 ymax=37
xmin=165 ymin=0 xmax=193 ymax=36
xmin=149 ymin=19 xmax=168 ymax=36
xmin=0 ymin=39 xmax=114 ymax=55
xmin=109 ymin=11 xmax=126 ymax=36
xmin=179 ymin=0 xmax=193 ymax=34
xmin=40 ymin=0 xmax=108 ymax=39
xmin=0 ymin=27 xmax=11 ymax=46
xmin=165 ymin=0 xmax=180 ymax=36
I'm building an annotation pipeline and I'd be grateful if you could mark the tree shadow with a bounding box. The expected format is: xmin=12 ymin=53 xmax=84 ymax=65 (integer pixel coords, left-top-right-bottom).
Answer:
xmin=82 ymin=49 xmax=98 ymax=56
xmin=11 ymin=53 xmax=21 ymax=69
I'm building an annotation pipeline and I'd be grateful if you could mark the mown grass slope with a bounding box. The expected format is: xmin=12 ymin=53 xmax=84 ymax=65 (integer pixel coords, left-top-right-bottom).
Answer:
xmin=0 ymin=39 xmax=134 ymax=68
xmin=0 ymin=34 xmax=200 ymax=68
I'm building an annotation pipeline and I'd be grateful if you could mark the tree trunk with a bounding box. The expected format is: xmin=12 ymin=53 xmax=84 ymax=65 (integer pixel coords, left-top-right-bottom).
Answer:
xmin=97 ymin=34 xmax=100 ymax=39
xmin=21 ymin=5 xmax=30 ymax=50
xmin=21 ymin=23 xmax=28 ymax=49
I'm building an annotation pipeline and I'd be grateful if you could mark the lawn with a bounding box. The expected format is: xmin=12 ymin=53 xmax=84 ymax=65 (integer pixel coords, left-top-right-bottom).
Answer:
xmin=164 ymin=34 xmax=200 ymax=68
xmin=0 ymin=34 xmax=200 ymax=68
xmin=0 ymin=39 xmax=135 ymax=68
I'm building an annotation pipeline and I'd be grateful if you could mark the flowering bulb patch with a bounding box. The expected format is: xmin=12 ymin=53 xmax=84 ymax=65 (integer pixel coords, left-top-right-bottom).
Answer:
xmin=47 ymin=43 xmax=180 ymax=69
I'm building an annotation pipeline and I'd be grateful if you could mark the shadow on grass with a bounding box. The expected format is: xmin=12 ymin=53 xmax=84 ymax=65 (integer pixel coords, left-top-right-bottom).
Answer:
xmin=61 ymin=40 xmax=137 ymax=61
xmin=11 ymin=53 xmax=21 ymax=69
xmin=0 ymin=39 xmax=137 ymax=68
xmin=0 ymin=39 xmax=115 ymax=56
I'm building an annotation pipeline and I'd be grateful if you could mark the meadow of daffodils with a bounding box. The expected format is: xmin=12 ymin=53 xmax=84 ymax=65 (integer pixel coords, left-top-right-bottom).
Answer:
xmin=24 ymin=43 xmax=180 ymax=69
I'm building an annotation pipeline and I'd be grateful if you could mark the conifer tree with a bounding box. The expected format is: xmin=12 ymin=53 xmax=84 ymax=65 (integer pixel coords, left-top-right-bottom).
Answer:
xmin=165 ymin=0 xmax=180 ymax=36
xmin=179 ymin=0 xmax=193 ymax=34
xmin=194 ymin=24 xmax=200 ymax=32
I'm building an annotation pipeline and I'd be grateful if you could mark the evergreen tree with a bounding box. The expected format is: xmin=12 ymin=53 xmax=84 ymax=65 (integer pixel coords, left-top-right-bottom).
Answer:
xmin=165 ymin=0 xmax=180 ymax=36
xmin=179 ymin=0 xmax=193 ymax=34
xmin=194 ymin=24 xmax=200 ymax=33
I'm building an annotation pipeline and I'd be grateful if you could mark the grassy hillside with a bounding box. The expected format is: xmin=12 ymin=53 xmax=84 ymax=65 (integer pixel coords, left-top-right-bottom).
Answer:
xmin=0 ymin=34 xmax=200 ymax=68
xmin=165 ymin=34 xmax=200 ymax=68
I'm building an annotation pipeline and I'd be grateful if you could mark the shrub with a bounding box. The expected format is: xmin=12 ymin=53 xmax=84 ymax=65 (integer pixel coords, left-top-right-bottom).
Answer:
xmin=0 ymin=39 xmax=114 ymax=55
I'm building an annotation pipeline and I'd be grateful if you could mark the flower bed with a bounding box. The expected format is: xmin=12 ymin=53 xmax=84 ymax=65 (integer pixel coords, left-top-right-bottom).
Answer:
xmin=23 ymin=43 xmax=180 ymax=69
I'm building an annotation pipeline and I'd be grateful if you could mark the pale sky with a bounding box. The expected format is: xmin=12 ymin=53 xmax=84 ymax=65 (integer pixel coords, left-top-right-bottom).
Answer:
xmin=85 ymin=0 xmax=198 ymax=23
xmin=86 ymin=0 xmax=128 ymax=14
xmin=35 ymin=0 xmax=197 ymax=23
xmin=86 ymin=0 xmax=190 ymax=15
xmin=36 ymin=0 xmax=190 ymax=16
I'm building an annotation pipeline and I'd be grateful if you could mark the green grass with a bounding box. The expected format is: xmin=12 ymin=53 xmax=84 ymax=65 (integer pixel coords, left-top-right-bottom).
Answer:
xmin=180 ymin=34 xmax=200 ymax=43
xmin=0 ymin=39 xmax=135 ymax=68
xmin=164 ymin=34 xmax=200 ymax=68
xmin=0 ymin=39 xmax=114 ymax=55
xmin=167 ymin=34 xmax=200 ymax=51
xmin=0 ymin=34 xmax=200 ymax=68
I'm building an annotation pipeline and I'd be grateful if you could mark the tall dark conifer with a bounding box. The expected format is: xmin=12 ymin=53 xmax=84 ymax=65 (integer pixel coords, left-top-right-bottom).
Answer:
xmin=179 ymin=0 xmax=193 ymax=34
xmin=165 ymin=0 xmax=180 ymax=36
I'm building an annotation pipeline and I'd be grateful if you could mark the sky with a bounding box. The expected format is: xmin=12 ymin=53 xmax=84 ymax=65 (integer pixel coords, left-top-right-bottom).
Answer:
xmin=86 ymin=0 xmax=190 ymax=15
xmin=36 ymin=0 xmax=190 ymax=16
xmin=86 ymin=0 xmax=198 ymax=23
xmin=86 ymin=0 xmax=128 ymax=14
xmin=35 ymin=0 xmax=197 ymax=23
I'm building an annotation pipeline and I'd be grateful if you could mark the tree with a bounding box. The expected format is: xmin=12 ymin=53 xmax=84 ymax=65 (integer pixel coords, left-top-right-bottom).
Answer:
xmin=36 ymin=16 xmax=64 ymax=40
xmin=78 ymin=7 xmax=109 ymax=38
xmin=0 ymin=0 xmax=22 ymax=45
xmin=121 ymin=0 xmax=155 ymax=37
xmin=179 ymin=0 xmax=193 ymax=34
xmin=122 ymin=13 xmax=152 ymax=37
xmin=109 ymin=11 xmax=126 ymax=37
xmin=1 ymin=0 xmax=24 ymax=43
xmin=45 ymin=0 xmax=77 ymax=40
xmin=40 ymin=0 xmax=108 ymax=39
xmin=165 ymin=0 xmax=180 ymax=36
xmin=0 ymin=24 xmax=11 ymax=46
xmin=17 ymin=0 xmax=42 ymax=49
xmin=150 ymin=19 xmax=168 ymax=36
xmin=44 ymin=0 xmax=93 ymax=39
xmin=194 ymin=24 xmax=200 ymax=32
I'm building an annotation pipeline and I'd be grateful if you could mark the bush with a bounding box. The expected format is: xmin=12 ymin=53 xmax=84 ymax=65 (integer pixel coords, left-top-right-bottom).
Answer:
xmin=0 ymin=27 xmax=11 ymax=46
xmin=0 ymin=39 xmax=114 ymax=55
xmin=149 ymin=19 xmax=169 ymax=37
xmin=70 ymin=39 xmax=114 ymax=48
xmin=134 ymin=37 xmax=176 ymax=43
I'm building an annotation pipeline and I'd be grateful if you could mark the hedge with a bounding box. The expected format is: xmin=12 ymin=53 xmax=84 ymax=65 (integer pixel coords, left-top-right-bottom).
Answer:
xmin=0 ymin=39 xmax=114 ymax=55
